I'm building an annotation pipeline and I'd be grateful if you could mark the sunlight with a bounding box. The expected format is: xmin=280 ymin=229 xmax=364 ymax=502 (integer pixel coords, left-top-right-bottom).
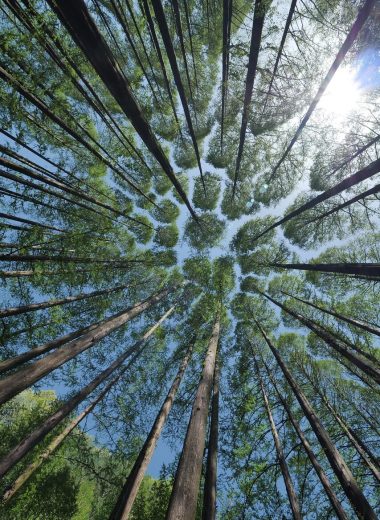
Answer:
xmin=318 ymin=66 xmax=361 ymax=119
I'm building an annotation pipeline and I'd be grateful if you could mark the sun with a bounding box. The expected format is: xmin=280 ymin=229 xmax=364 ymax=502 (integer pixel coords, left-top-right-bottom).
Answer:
xmin=318 ymin=65 xmax=361 ymax=120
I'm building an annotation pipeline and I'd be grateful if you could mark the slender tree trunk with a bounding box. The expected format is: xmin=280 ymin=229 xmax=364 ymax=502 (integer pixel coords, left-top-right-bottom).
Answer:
xmin=258 ymin=0 xmax=297 ymax=121
xmin=202 ymin=361 xmax=220 ymax=520
xmin=261 ymin=291 xmax=380 ymax=384
xmin=233 ymin=0 xmax=266 ymax=193
xmin=0 ymin=253 xmax=152 ymax=266
xmin=0 ymin=283 xmax=131 ymax=319
xmin=0 ymin=286 xmax=178 ymax=405
xmin=254 ymin=157 xmax=380 ymax=241
xmin=109 ymin=343 xmax=193 ymax=519
xmin=141 ymin=0 xmax=182 ymax=131
xmin=0 ymin=211 xmax=63 ymax=232
xmin=281 ymin=291 xmax=380 ymax=337
xmin=303 ymin=376 xmax=380 ymax=483
xmin=256 ymin=323 xmax=377 ymax=520
xmin=151 ymin=0 xmax=205 ymax=189
xmin=0 ymin=307 xmax=174 ymax=479
xmin=2 ymin=371 xmax=117 ymax=502
xmin=307 ymin=184 xmax=380 ymax=224
xmin=253 ymin=357 xmax=302 ymax=520
xmin=268 ymin=262 xmax=380 ymax=277
xmin=166 ymin=316 xmax=221 ymax=520
xmin=270 ymin=0 xmax=376 ymax=177
xmin=46 ymin=0 xmax=197 ymax=219
xmin=261 ymin=357 xmax=349 ymax=520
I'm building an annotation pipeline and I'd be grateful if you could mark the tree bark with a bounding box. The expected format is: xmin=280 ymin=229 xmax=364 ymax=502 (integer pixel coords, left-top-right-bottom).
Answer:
xmin=270 ymin=0 xmax=376 ymax=177
xmin=166 ymin=316 xmax=220 ymax=520
xmin=0 ymin=286 xmax=178 ymax=405
xmin=268 ymin=262 xmax=380 ymax=277
xmin=46 ymin=0 xmax=197 ymax=219
xmin=151 ymin=0 xmax=205 ymax=189
xmin=0 ymin=307 xmax=174 ymax=479
xmin=253 ymin=356 xmax=302 ymax=520
xmin=233 ymin=0 xmax=266 ymax=193
xmin=254 ymin=156 xmax=380 ymax=241
xmin=201 ymin=361 xmax=219 ymax=520
xmin=109 ymin=342 xmax=193 ymax=519
xmin=303 ymin=375 xmax=380 ymax=484
xmin=0 ymin=282 xmax=131 ymax=319
xmin=256 ymin=323 xmax=377 ymax=520
xmin=261 ymin=291 xmax=380 ymax=384
xmin=0 ymin=211 xmax=63 ymax=232
xmin=281 ymin=291 xmax=380 ymax=337
xmin=261 ymin=357 xmax=349 ymax=520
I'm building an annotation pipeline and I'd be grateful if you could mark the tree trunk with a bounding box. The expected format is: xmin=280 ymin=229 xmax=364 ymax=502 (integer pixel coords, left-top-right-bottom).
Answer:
xmin=202 ymin=361 xmax=220 ymax=520
xmin=253 ymin=356 xmax=302 ymax=520
xmin=46 ymin=0 xmax=197 ymax=219
xmin=0 ymin=286 xmax=178 ymax=405
xmin=306 ymin=184 xmax=380 ymax=224
xmin=151 ymin=0 xmax=205 ymax=189
xmin=0 ymin=211 xmax=63 ymax=232
xmin=166 ymin=316 xmax=220 ymax=520
xmin=256 ymin=323 xmax=377 ymax=520
xmin=303 ymin=376 xmax=380 ymax=484
xmin=281 ymin=291 xmax=380 ymax=337
xmin=268 ymin=262 xmax=380 ymax=278
xmin=254 ymin=156 xmax=380 ymax=241
xmin=261 ymin=357 xmax=349 ymax=520
xmin=0 ymin=307 xmax=174 ymax=479
xmin=270 ymin=0 xmax=376 ymax=177
xmin=258 ymin=0 xmax=297 ymax=121
xmin=233 ymin=0 xmax=266 ymax=193
xmin=0 ymin=283 xmax=131 ymax=319
xmin=109 ymin=342 xmax=193 ymax=519
xmin=261 ymin=291 xmax=380 ymax=384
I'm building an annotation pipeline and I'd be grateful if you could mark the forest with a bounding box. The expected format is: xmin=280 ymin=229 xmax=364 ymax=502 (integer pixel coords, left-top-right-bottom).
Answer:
xmin=0 ymin=0 xmax=379 ymax=518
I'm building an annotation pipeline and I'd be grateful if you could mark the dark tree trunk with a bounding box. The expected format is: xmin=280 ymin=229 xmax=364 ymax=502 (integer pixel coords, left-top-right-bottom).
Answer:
xmin=253 ymin=156 xmax=380 ymax=241
xmin=281 ymin=291 xmax=380 ymax=337
xmin=261 ymin=291 xmax=380 ymax=384
xmin=233 ymin=0 xmax=266 ymax=193
xmin=151 ymin=0 xmax=205 ymax=190
xmin=256 ymin=323 xmax=377 ymax=520
xmin=0 ymin=282 xmax=131 ymax=319
xmin=166 ymin=316 xmax=220 ymax=519
xmin=109 ymin=342 xmax=193 ymax=519
xmin=261 ymin=357 xmax=349 ymax=520
xmin=46 ymin=0 xmax=197 ymax=219
xmin=202 ymin=361 xmax=220 ymax=520
xmin=307 ymin=184 xmax=380 ymax=224
xmin=0 ymin=288 xmax=177 ymax=405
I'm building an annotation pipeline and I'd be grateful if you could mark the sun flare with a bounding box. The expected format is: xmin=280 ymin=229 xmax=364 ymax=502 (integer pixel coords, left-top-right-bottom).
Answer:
xmin=318 ymin=66 xmax=361 ymax=119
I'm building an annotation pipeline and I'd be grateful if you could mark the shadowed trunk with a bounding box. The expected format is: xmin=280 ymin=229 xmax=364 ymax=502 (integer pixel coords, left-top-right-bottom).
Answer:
xmin=202 ymin=361 xmax=220 ymax=520
xmin=261 ymin=357 xmax=349 ymax=520
xmin=256 ymin=322 xmax=377 ymax=520
xmin=253 ymin=156 xmax=380 ymax=241
xmin=253 ymin=355 xmax=302 ymax=520
xmin=166 ymin=315 xmax=220 ymax=519
xmin=281 ymin=291 xmax=380 ymax=337
xmin=46 ymin=0 xmax=197 ymax=219
xmin=0 ymin=282 xmax=131 ymax=319
xmin=233 ymin=0 xmax=266 ymax=193
xmin=261 ymin=291 xmax=380 ymax=384
xmin=109 ymin=342 xmax=193 ymax=519
xmin=151 ymin=0 xmax=205 ymax=189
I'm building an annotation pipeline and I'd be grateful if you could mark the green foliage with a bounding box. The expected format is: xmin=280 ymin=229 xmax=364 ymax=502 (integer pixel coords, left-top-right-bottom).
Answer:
xmin=184 ymin=213 xmax=225 ymax=250
xmin=192 ymin=173 xmax=221 ymax=211
xmin=154 ymin=224 xmax=179 ymax=248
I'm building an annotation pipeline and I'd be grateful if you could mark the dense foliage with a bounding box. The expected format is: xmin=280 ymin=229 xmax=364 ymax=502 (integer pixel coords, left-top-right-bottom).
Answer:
xmin=0 ymin=0 xmax=379 ymax=518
